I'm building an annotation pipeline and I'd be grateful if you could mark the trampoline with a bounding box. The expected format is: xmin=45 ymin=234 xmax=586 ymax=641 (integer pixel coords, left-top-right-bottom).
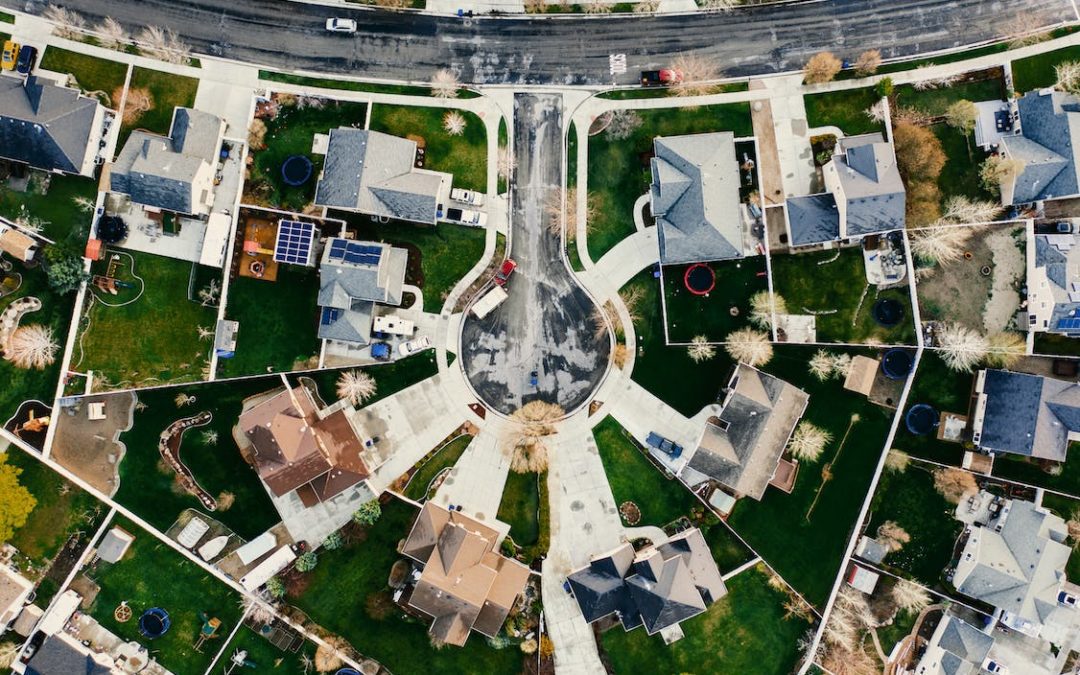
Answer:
xmin=872 ymin=298 xmax=904 ymax=327
xmin=280 ymin=155 xmax=313 ymax=187
xmin=905 ymin=404 xmax=939 ymax=436
xmin=97 ymin=216 xmax=128 ymax=245
xmin=881 ymin=348 xmax=914 ymax=380
xmin=335 ymin=670 xmax=361 ymax=675
xmin=683 ymin=263 xmax=715 ymax=296
xmin=138 ymin=608 xmax=171 ymax=639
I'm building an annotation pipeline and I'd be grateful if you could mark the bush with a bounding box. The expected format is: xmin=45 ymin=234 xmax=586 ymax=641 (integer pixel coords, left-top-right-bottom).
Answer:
xmin=893 ymin=122 xmax=946 ymax=225
xmin=265 ymin=576 xmax=286 ymax=598
xmin=804 ymin=52 xmax=842 ymax=84
xmin=875 ymin=77 xmax=894 ymax=98
xmin=365 ymin=590 xmax=395 ymax=620
xmin=323 ymin=531 xmax=343 ymax=550
xmin=352 ymin=499 xmax=382 ymax=526
xmin=43 ymin=246 xmax=89 ymax=295
xmin=294 ymin=551 xmax=318 ymax=573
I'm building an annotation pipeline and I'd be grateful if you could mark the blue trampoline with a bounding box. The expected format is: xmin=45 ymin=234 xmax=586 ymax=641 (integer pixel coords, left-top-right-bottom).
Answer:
xmin=881 ymin=349 xmax=914 ymax=380
xmin=905 ymin=404 xmax=939 ymax=436
xmin=139 ymin=608 xmax=171 ymax=639
xmin=280 ymin=155 xmax=313 ymax=187
xmin=335 ymin=670 xmax=360 ymax=675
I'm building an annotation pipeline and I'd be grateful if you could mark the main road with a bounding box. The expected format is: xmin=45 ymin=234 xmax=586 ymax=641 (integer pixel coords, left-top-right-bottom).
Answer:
xmin=5 ymin=0 xmax=1074 ymax=85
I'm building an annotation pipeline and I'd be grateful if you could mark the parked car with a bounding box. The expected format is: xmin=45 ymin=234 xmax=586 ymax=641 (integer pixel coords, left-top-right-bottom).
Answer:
xmin=1 ymin=41 xmax=19 ymax=71
xmin=640 ymin=68 xmax=682 ymax=87
xmin=1059 ymin=590 xmax=1078 ymax=608
xmin=398 ymin=336 xmax=432 ymax=356
xmin=370 ymin=342 xmax=392 ymax=361
xmin=450 ymin=188 xmax=485 ymax=207
xmin=982 ymin=659 xmax=1006 ymax=674
xmin=494 ymin=258 xmax=516 ymax=286
xmin=446 ymin=207 xmax=488 ymax=227
xmin=325 ymin=18 xmax=358 ymax=33
xmin=15 ymin=45 xmax=36 ymax=75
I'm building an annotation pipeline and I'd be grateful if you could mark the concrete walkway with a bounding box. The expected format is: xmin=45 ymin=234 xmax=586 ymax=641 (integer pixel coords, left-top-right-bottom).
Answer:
xmin=430 ymin=431 xmax=511 ymax=525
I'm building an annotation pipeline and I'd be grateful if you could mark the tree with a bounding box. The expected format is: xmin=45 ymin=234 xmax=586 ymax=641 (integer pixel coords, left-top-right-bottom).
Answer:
xmin=504 ymin=401 xmax=563 ymax=473
xmin=909 ymin=225 xmax=977 ymax=265
xmin=545 ymin=187 xmax=596 ymax=243
xmin=933 ymin=467 xmax=978 ymax=504
xmin=809 ymin=349 xmax=836 ymax=381
xmin=979 ymin=154 xmax=1026 ymax=197
xmin=986 ymin=331 xmax=1025 ymax=368
xmin=944 ymin=99 xmax=978 ymax=137
xmin=4 ymin=325 xmax=59 ymax=370
xmin=876 ymin=520 xmax=910 ymax=552
xmin=875 ymin=76 xmax=894 ymax=98
xmin=670 ymin=52 xmax=721 ymax=97
xmin=938 ymin=195 xmax=1002 ymax=225
xmin=201 ymin=430 xmax=219 ymax=446
xmin=353 ymin=499 xmax=381 ymax=526
xmin=724 ymin=328 xmax=773 ymax=366
xmin=314 ymin=637 xmax=347 ymax=672
xmin=248 ymin=118 xmax=268 ymax=150
xmin=892 ymin=578 xmax=931 ymax=613
xmin=0 ymin=455 xmax=36 ymax=542
xmin=787 ymin=421 xmax=832 ymax=462
xmin=936 ymin=322 xmax=988 ymax=372
xmin=497 ymin=146 xmax=516 ymax=181
xmin=749 ymin=291 xmax=786 ymax=329
xmin=803 ymin=51 xmax=842 ymax=84
xmin=893 ymin=122 xmax=946 ymax=183
xmin=855 ymin=50 xmax=882 ymax=76
xmin=687 ymin=335 xmax=715 ymax=363
xmin=885 ymin=449 xmax=910 ymax=473
xmin=98 ymin=17 xmax=128 ymax=50
xmin=336 ymin=370 xmax=377 ymax=406
xmin=43 ymin=246 xmax=89 ymax=295
xmin=1055 ymin=60 xmax=1080 ymax=94
xmin=431 ymin=69 xmax=460 ymax=99
xmin=907 ymin=171 xmax=944 ymax=227
xmin=604 ymin=110 xmax=642 ymax=141
xmin=442 ymin=111 xmax=466 ymax=136
xmin=265 ymin=576 xmax=286 ymax=598
xmin=216 ymin=491 xmax=235 ymax=510
xmin=43 ymin=5 xmax=87 ymax=39
xmin=294 ymin=551 xmax=318 ymax=572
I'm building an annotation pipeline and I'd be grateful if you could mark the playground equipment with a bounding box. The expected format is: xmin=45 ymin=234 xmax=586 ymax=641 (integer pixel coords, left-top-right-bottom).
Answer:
xmin=193 ymin=611 xmax=222 ymax=652
xmin=138 ymin=607 xmax=171 ymax=639
xmin=13 ymin=408 xmax=50 ymax=436
xmin=223 ymin=649 xmax=257 ymax=674
xmin=114 ymin=601 xmax=132 ymax=623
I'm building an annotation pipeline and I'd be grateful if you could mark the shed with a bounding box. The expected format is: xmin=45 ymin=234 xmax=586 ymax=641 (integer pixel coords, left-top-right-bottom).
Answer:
xmin=240 ymin=546 xmax=296 ymax=591
xmin=844 ymin=356 xmax=879 ymax=396
xmin=708 ymin=489 xmax=737 ymax=516
xmin=97 ymin=526 xmax=134 ymax=564
xmin=854 ymin=535 xmax=889 ymax=565
xmin=846 ymin=564 xmax=880 ymax=594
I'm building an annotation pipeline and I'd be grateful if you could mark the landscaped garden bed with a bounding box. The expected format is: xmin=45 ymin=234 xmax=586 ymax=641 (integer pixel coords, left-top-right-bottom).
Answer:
xmin=368 ymin=104 xmax=487 ymax=193
xmin=662 ymin=257 xmax=768 ymax=343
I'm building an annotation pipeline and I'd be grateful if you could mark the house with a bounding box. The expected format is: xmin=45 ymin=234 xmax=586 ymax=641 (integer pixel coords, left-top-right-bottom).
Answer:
xmin=678 ymin=364 xmax=809 ymax=501
xmin=95 ymin=526 xmax=134 ymax=564
xmin=0 ymin=565 xmax=33 ymax=633
xmin=239 ymin=384 xmax=379 ymax=509
xmin=400 ymin=503 xmax=531 ymax=647
xmin=20 ymin=633 xmax=115 ymax=675
xmin=1029 ymin=233 xmax=1080 ymax=336
xmin=785 ymin=133 xmax=906 ymax=246
xmin=317 ymin=237 xmax=408 ymax=346
xmin=0 ymin=75 xmax=111 ymax=178
xmin=109 ymin=107 xmax=226 ymax=217
xmin=951 ymin=491 xmax=1074 ymax=638
xmin=971 ymin=369 xmax=1080 ymax=462
xmin=314 ymin=129 xmax=452 ymax=225
xmin=649 ymin=132 xmax=744 ymax=264
xmin=997 ymin=89 xmax=1080 ymax=206
xmin=913 ymin=614 xmax=995 ymax=675
xmin=567 ymin=528 xmax=725 ymax=637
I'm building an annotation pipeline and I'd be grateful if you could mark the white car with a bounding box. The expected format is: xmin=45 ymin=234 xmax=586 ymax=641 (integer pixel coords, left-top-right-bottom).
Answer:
xmin=451 ymin=188 xmax=485 ymax=207
xmin=398 ymin=336 xmax=432 ymax=356
xmin=325 ymin=18 xmax=358 ymax=33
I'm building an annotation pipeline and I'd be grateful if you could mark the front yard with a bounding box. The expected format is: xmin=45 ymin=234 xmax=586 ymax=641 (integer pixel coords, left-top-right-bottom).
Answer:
xmin=304 ymin=353 xmax=439 ymax=410
xmin=119 ymin=66 xmax=200 ymax=149
xmin=39 ymin=47 xmax=129 ymax=107
xmin=1012 ymin=45 xmax=1080 ymax=92
xmin=403 ymin=434 xmax=473 ymax=501
xmin=804 ymin=87 xmax=885 ymax=136
xmin=662 ymin=257 xmax=768 ymax=343
xmin=368 ymin=104 xmax=487 ymax=193
xmin=496 ymin=470 xmax=550 ymax=562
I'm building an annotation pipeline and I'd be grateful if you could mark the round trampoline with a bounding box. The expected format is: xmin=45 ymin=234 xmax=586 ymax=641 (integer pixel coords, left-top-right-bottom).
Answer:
xmin=872 ymin=298 xmax=904 ymax=327
xmin=881 ymin=348 xmax=914 ymax=380
xmin=905 ymin=404 xmax=939 ymax=436
xmin=335 ymin=670 xmax=361 ymax=675
xmin=138 ymin=608 xmax=171 ymax=639
xmin=280 ymin=155 xmax=313 ymax=187
xmin=683 ymin=263 xmax=715 ymax=296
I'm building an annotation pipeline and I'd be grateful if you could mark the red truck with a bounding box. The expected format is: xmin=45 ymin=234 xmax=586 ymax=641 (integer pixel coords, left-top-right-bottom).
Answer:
xmin=640 ymin=69 xmax=683 ymax=87
xmin=495 ymin=259 xmax=516 ymax=286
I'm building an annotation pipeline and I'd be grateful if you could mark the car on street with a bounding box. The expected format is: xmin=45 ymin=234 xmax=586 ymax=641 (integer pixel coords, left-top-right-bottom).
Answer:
xmin=640 ymin=68 xmax=682 ymax=87
xmin=15 ymin=45 xmax=37 ymax=75
xmin=1 ymin=41 xmax=19 ymax=71
xmin=446 ymin=207 xmax=488 ymax=227
xmin=494 ymin=259 xmax=516 ymax=286
xmin=325 ymin=18 xmax=358 ymax=33
xmin=451 ymin=188 xmax=485 ymax=207
xmin=398 ymin=336 xmax=432 ymax=356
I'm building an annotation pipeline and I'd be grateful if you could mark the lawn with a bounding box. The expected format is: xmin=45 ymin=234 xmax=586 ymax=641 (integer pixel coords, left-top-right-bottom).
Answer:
xmin=992 ymin=449 xmax=1080 ymax=498
xmin=770 ymin=246 xmax=917 ymax=345
xmin=593 ymin=415 xmax=698 ymax=527
xmin=600 ymin=564 xmax=809 ymax=675
xmin=1034 ymin=331 xmax=1080 ymax=357
xmin=86 ymin=516 xmax=242 ymax=675
xmin=662 ymin=257 xmax=768 ymax=343
xmin=866 ymin=463 xmax=962 ymax=586
xmin=586 ymin=103 xmax=752 ymax=262
xmin=804 ymin=87 xmax=885 ymax=136
xmin=597 ymin=82 xmax=749 ymax=100
xmin=215 ymin=624 xmax=317 ymax=673
xmin=120 ymin=67 xmax=200 ymax=149
xmin=892 ymin=76 xmax=1006 ymax=117
xmin=304 ymin=351 xmax=439 ymax=410
xmin=403 ymin=434 xmax=473 ymax=501
xmin=332 ymin=213 xmax=487 ymax=313
xmin=703 ymin=519 xmax=755 ymax=574
xmin=0 ymin=172 xmax=98 ymax=248
xmin=891 ymin=352 xmax=972 ymax=466
xmin=1039 ymin=493 xmax=1080 ymax=581
xmin=259 ymin=70 xmax=479 ymax=98
xmin=76 ymin=250 xmax=216 ymax=390
xmin=39 ymin=47 xmax=128 ymax=106
xmin=368 ymin=104 xmax=487 ymax=193
xmin=248 ymin=99 xmax=369 ymax=211
xmin=289 ymin=496 xmax=523 ymax=674
xmin=218 ymin=264 xmax=321 ymax=378
xmin=932 ymin=123 xmax=992 ymax=202
xmin=0 ymin=12 xmax=13 ymax=22
xmin=497 ymin=470 xmax=542 ymax=546
xmin=1012 ymin=45 xmax=1080 ymax=93
xmin=728 ymin=344 xmax=896 ymax=607
xmin=113 ymin=377 xmax=282 ymax=540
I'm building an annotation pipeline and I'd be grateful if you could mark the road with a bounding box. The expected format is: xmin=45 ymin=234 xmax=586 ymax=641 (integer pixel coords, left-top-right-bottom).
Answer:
xmin=460 ymin=94 xmax=609 ymax=416
xmin=5 ymin=0 xmax=1074 ymax=85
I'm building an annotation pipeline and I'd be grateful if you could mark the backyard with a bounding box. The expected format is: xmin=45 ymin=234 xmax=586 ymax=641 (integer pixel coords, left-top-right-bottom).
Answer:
xmin=770 ymin=246 xmax=917 ymax=345
xmin=76 ymin=250 xmax=217 ymax=391
xmin=992 ymin=449 xmax=1080 ymax=498
xmin=215 ymin=623 xmax=318 ymax=673
xmin=403 ymin=434 xmax=474 ymax=501
xmin=119 ymin=66 xmax=200 ymax=149
xmin=662 ymin=256 xmax=768 ymax=343
xmin=39 ymin=47 xmax=129 ymax=107
xmin=368 ymin=104 xmax=487 ymax=193
xmin=891 ymin=352 xmax=972 ymax=466
xmin=586 ymin=102 xmax=753 ymax=262
xmin=804 ymin=87 xmax=885 ymax=136
xmin=0 ymin=172 xmax=98 ymax=247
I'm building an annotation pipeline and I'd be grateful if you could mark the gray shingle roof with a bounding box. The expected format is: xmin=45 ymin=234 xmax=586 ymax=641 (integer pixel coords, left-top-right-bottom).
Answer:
xmin=25 ymin=635 xmax=112 ymax=675
xmin=0 ymin=76 xmax=101 ymax=175
xmin=977 ymin=369 xmax=1080 ymax=461
xmin=833 ymin=133 xmax=906 ymax=236
xmin=650 ymin=132 xmax=743 ymax=264
xmin=317 ymin=302 xmax=374 ymax=344
xmin=317 ymin=239 xmax=407 ymax=345
xmin=915 ymin=614 xmax=993 ymax=675
xmin=1006 ymin=90 xmax=1080 ymax=204
xmin=1034 ymin=234 xmax=1080 ymax=334
xmin=786 ymin=193 xmax=840 ymax=246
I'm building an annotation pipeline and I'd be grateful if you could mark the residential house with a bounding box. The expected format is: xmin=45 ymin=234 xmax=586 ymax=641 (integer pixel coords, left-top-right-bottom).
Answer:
xmin=567 ymin=528 xmax=725 ymax=638
xmin=997 ymin=89 xmax=1080 ymax=206
xmin=0 ymin=75 xmax=112 ymax=177
xmin=913 ymin=614 xmax=995 ymax=675
xmin=0 ymin=565 xmax=33 ymax=633
xmin=649 ymin=132 xmax=744 ymax=264
xmin=317 ymin=237 xmax=407 ymax=347
xmin=677 ymin=364 xmax=809 ymax=501
xmin=1029 ymin=232 xmax=1080 ymax=336
xmin=19 ymin=633 xmax=114 ymax=675
xmin=785 ymin=133 xmax=906 ymax=246
xmin=314 ymin=128 xmax=452 ymax=225
xmin=109 ymin=107 xmax=226 ymax=217
xmin=971 ymin=368 xmax=1080 ymax=462
xmin=400 ymin=503 xmax=531 ymax=647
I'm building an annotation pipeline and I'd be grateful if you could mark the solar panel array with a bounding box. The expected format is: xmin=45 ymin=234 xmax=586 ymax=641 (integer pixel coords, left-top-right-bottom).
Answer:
xmin=1059 ymin=317 xmax=1080 ymax=331
xmin=327 ymin=239 xmax=383 ymax=266
xmin=274 ymin=220 xmax=315 ymax=265
xmin=321 ymin=307 xmax=341 ymax=326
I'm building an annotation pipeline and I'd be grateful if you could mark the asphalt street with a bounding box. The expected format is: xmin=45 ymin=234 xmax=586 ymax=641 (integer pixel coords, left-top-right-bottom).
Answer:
xmin=5 ymin=0 xmax=1074 ymax=85
xmin=460 ymin=93 xmax=610 ymax=416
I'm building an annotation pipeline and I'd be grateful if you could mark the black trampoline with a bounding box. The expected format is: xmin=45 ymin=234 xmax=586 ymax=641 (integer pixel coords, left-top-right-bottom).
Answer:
xmin=905 ymin=404 xmax=938 ymax=436
xmin=872 ymin=298 xmax=904 ymax=327
xmin=97 ymin=216 xmax=128 ymax=244
xmin=280 ymin=155 xmax=313 ymax=187
xmin=881 ymin=348 xmax=914 ymax=380
xmin=139 ymin=608 xmax=171 ymax=639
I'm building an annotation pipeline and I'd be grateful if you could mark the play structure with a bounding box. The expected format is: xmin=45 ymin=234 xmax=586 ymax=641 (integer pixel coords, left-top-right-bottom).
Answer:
xmin=905 ymin=404 xmax=939 ymax=436
xmin=138 ymin=607 xmax=171 ymax=639
xmin=683 ymin=263 xmax=716 ymax=296
xmin=192 ymin=611 xmax=222 ymax=652
xmin=224 ymin=649 xmax=257 ymax=674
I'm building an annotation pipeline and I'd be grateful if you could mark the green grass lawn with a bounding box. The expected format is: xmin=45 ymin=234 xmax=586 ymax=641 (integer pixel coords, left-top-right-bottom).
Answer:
xmin=893 ymin=77 xmax=1005 ymax=116
xmin=892 ymin=352 xmax=971 ymax=466
xmin=728 ymin=345 xmax=895 ymax=607
xmin=304 ymin=351 xmax=439 ymax=410
xmin=259 ymin=70 xmax=478 ymax=98
xmin=248 ymin=100 xmax=368 ymax=211
xmin=403 ymin=434 xmax=473 ymax=501
xmin=932 ymin=123 xmax=992 ymax=202
xmin=593 ymin=415 xmax=698 ymax=527
xmin=289 ymin=496 xmax=523 ymax=674
xmin=1039 ymin=493 xmax=1080 ymax=581
xmin=1013 ymin=45 xmax=1080 ymax=93
xmin=624 ymin=269 xmax=736 ymax=416
xmin=992 ymin=448 xmax=1080 ymax=498
xmin=663 ymin=257 xmax=768 ymax=343
xmin=0 ymin=173 xmax=98 ymax=248
xmin=332 ymin=213 xmax=486 ymax=313
xmin=368 ymin=104 xmax=487 ymax=192
xmin=113 ymin=378 xmax=282 ymax=540
xmin=600 ymin=564 xmax=809 ymax=675
xmin=586 ymin=103 xmax=752 ymax=262
xmin=215 ymin=624 xmax=317 ymax=673
xmin=876 ymin=608 xmax=918 ymax=659
xmin=497 ymin=470 xmax=541 ymax=546
xmin=804 ymin=88 xmax=885 ymax=135
xmin=120 ymin=67 xmax=200 ymax=149
xmin=0 ymin=11 xmax=13 ymax=22
xmin=77 ymin=250 xmax=216 ymax=390
xmin=867 ymin=463 xmax=962 ymax=585
xmin=770 ymin=246 xmax=917 ymax=345
xmin=218 ymin=265 xmax=321 ymax=378
xmin=597 ymin=83 xmax=749 ymax=100
xmin=86 ymin=516 xmax=241 ymax=675
xmin=1034 ymin=332 xmax=1080 ymax=357
xmin=703 ymin=520 xmax=755 ymax=573
xmin=39 ymin=47 xmax=128 ymax=106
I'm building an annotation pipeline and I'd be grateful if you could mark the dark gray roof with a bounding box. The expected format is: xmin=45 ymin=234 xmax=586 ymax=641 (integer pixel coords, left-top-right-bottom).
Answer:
xmin=1005 ymin=90 xmax=1080 ymax=204
xmin=624 ymin=554 xmax=706 ymax=634
xmin=977 ymin=369 xmax=1080 ymax=461
xmin=650 ymin=133 xmax=743 ymax=264
xmin=566 ymin=543 xmax=636 ymax=624
xmin=317 ymin=302 xmax=374 ymax=344
xmin=833 ymin=134 xmax=906 ymax=236
xmin=25 ymin=635 xmax=112 ymax=675
xmin=0 ymin=76 xmax=101 ymax=175
xmin=1034 ymin=234 xmax=1080 ymax=334
xmin=786 ymin=193 xmax=840 ymax=246
xmin=936 ymin=615 xmax=993 ymax=664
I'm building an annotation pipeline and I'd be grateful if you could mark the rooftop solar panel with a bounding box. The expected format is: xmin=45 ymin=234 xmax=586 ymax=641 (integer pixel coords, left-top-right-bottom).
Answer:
xmin=273 ymin=220 xmax=316 ymax=265
xmin=321 ymin=307 xmax=341 ymax=326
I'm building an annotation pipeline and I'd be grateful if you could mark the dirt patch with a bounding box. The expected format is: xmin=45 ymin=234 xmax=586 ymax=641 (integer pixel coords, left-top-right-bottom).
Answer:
xmin=915 ymin=231 xmax=994 ymax=332
xmin=983 ymin=227 xmax=1025 ymax=333
xmin=51 ymin=392 xmax=136 ymax=496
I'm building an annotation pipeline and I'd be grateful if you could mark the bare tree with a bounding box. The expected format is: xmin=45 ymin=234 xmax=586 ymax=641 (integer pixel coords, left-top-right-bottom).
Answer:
xmin=985 ymin=331 xmax=1026 ymax=368
xmin=73 ymin=195 xmax=96 ymax=213
xmin=876 ymin=520 xmax=910 ymax=552
xmin=670 ymin=52 xmax=721 ymax=97
xmin=864 ymin=100 xmax=888 ymax=124
xmin=337 ymin=370 xmax=377 ymax=405
xmin=803 ymin=51 xmax=843 ymax=84
xmin=431 ymin=69 xmax=460 ymax=99
xmin=314 ymin=637 xmax=348 ymax=672
xmin=98 ymin=17 xmax=128 ymax=50
xmin=809 ymin=349 xmax=836 ymax=381
xmin=196 ymin=325 xmax=214 ymax=342
xmin=584 ymin=1 xmax=612 ymax=13
xmin=174 ymin=392 xmax=195 ymax=407
xmin=909 ymin=226 xmax=977 ymax=265
xmin=699 ymin=0 xmax=737 ymax=10
xmin=1055 ymin=60 xmax=1080 ymax=94
xmin=724 ymin=328 xmax=773 ymax=366
xmin=786 ymin=421 xmax=832 ymax=462
xmin=442 ymin=111 xmax=467 ymax=136
xmin=944 ymin=99 xmax=978 ymax=136
xmin=885 ymin=449 xmax=910 ymax=473
xmin=933 ymin=466 xmax=978 ymax=504
xmin=43 ymin=5 xmax=87 ymax=39
xmin=0 ymin=642 xmax=19 ymax=670
xmin=749 ymin=291 xmax=786 ymax=329
xmin=198 ymin=279 xmax=221 ymax=307
xmin=604 ymin=110 xmax=643 ymax=141
xmin=120 ymin=88 xmax=154 ymax=126
xmin=633 ymin=0 xmax=659 ymax=13
xmin=4 ymin=324 xmax=59 ymax=370
xmin=545 ymin=187 xmax=596 ymax=243
xmin=201 ymin=429 xmax=219 ymax=446
xmin=1003 ymin=13 xmax=1048 ymax=49
xmin=936 ymin=322 xmax=988 ymax=372
xmin=854 ymin=49 xmax=882 ymax=76
xmin=524 ymin=0 xmax=547 ymax=12
xmin=687 ymin=335 xmax=716 ymax=363
xmin=497 ymin=146 xmax=516 ymax=181
xmin=612 ymin=343 xmax=628 ymax=369
xmin=938 ymin=195 xmax=1002 ymax=225
xmin=503 ymin=401 xmax=563 ymax=473
xmin=892 ymin=578 xmax=932 ymax=613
